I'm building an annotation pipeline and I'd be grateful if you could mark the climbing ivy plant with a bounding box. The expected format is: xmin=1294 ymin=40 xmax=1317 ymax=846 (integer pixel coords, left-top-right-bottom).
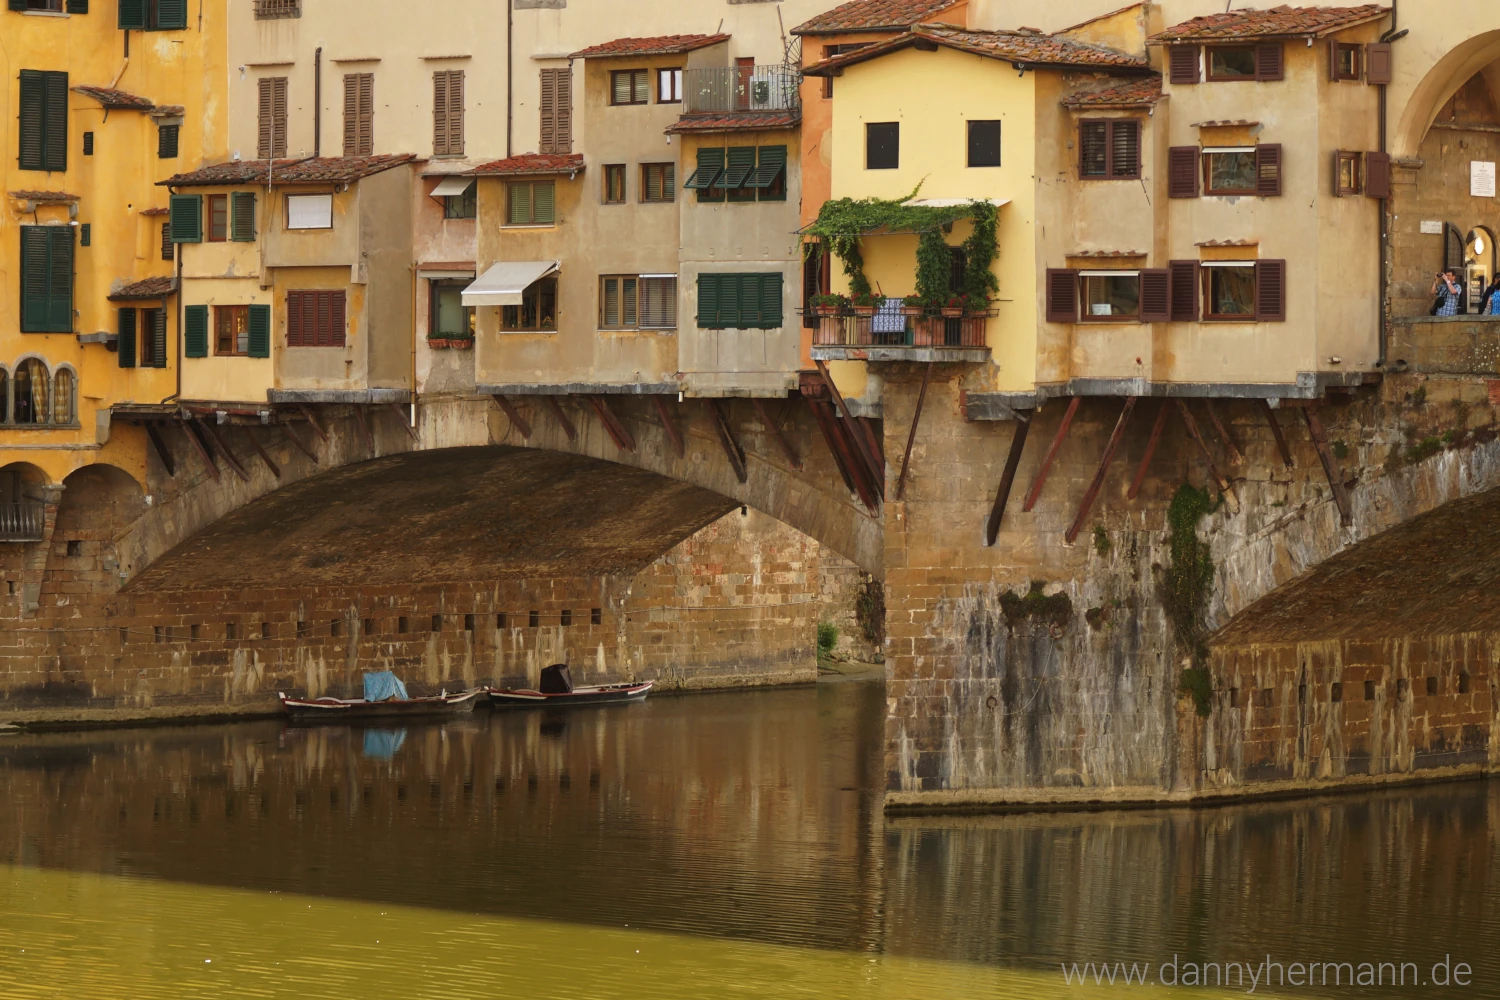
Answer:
xmin=1161 ymin=485 xmax=1220 ymax=717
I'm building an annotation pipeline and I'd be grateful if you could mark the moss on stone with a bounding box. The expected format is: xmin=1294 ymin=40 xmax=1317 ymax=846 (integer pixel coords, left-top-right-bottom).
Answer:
xmin=1000 ymin=581 xmax=1073 ymax=633
xmin=1161 ymin=484 xmax=1218 ymax=718
xmin=1093 ymin=525 xmax=1111 ymax=557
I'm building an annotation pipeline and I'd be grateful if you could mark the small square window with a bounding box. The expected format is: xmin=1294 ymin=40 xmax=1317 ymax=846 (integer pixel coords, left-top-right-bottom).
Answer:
xmin=1426 ymin=676 xmax=1439 ymax=697
xmin=215 ymin=305 xmax=249 ymax=355
xmin=591 ymin=608 xmax=602 ymax=625
xmin=432 ymin=614 xmax=443 ymax=632
xmin=65 ymin=540 xmax=82 ymax=557
xmin=1331 ymin=682 xmax=1343 ymax=703
xmin=967 ymin=120 xmax=1001 ymax=168
xmin=431 ymin=281 xmax=475 ymax=338
xmin=866 ymin=122 xmax=899 ymax=170
xmin=79 ymin=224 xmax=90 ymax=247
xmin=225 ymin=622 xmax=237 ymax=641
xmin=1204 ymin=149 xmax=1258 ymax=195
xmin=1257 ymin=688 xmax=1274 ymax=708
xmin=561 ymin=609 xmax=572 ymax=627
xmin=506 ymin=181 xmax=555 ymax=226
xmin=600 ymin=275 xmax=639 ymax=329
xmin=158 ymin=123 xmax=180 ymax=160
xmin=496 ymin=612 xmax=507 ymax=629
xmin=1335 ymin=150 xmax=1363 ymax=196
xmin=641 ymin=162 xmax=675 ymax=203
xmin=611 ymin=69 xmax=650 ymax=106
xmin=1460 ymin=673 xmax=1472 ymax=694
xmin=464 ymin=613 xmax=475 ymax=632
xmin=603 ymin=164 xmax=626 ymax=204
xmin=1203 ymin=264 xmax=1256 ymax=320
xmin=657 ymin=68 xmax=682 ymax=104
xmin=397 ymin=616 xmax=409 ymax=634
xmin=444 ymin=183 xmax=476 ymax=219
xmin=363 ymin=618 xmax=376 ymax=636
xmin=331 ymin=619 xmax=342 ymax=637
xmin=1333 ymin=42 xmax=1362 ymax=81
xmin=1207 ymin=45 xmax=1257 ymax=80
xmin=528 ymin=610 xmax=540 ymax=628
xmin=1079 ymin=272 xmax=1140 ymax=320
xmin=83 ymin=131 xmax=94 ymax=156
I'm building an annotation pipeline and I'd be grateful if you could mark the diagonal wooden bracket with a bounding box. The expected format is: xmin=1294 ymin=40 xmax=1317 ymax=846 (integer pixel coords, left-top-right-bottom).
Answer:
xmin=1202 ymin=400 xmax=1245 ymax=464
xmin=1022 ymin=396 xmax=1080 ymax=512
xmin=543 ymin=396 xmax=577 ymax=441
xmin=243 ymin=428 xmax=282 ymax=479
xmin=806 ymin=396 xmax=861 ymax=501
xmin=1259 ymin=398 xmax=1294 ymax=469
xmin=1176 ymin=399 xmax=1239 ymax=513
xmin=654 ymin=395 xmax=685 ymax=458
xmin=196 ymin=418 xmax=250 ymax=482
xmin=814 ymin=360 xmax=882 ymax=489
xmin=1066 ymin=397 xmax=1136 ymax=544
xmin=895 ymin=363 xmax=932 ymax=502
xmin=985 ymin=414 xmax=1032 ymax=546
xmin=1128 ymin=400 xmax=1171 ymax=501
xmin=281 ymin=422 xmax=319 ymax=464
xmin=708 ymin=400 xmax=748 ymax=484
xmin=352 ymin=405 xmax=375 ymax=458
xmin=145 ymin=423 xmax=176 ymax=477
xmin=181 ymin=419 xmax=220 ymax=482
xmin=751 ymin=398 xmax=801 ymax=471
xmin=492 ymin=396 xmax=532 ymax=439
xmin=1303 ymin=405 xmax=1353 ymax=525
xmin=386 ymin=402 xmax=419 ymax=441
xmin=297 ymin=403 xmax=328 ymax=442
xmin=588 ymin=395 xmax=636 ymax=452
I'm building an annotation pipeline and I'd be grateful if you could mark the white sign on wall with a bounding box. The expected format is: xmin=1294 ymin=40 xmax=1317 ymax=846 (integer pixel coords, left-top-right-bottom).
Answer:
xmin=1421 ymin=220 xmax=1445 ymax=235
xmin=1473 ymin=161 xmax=1497 ymax=198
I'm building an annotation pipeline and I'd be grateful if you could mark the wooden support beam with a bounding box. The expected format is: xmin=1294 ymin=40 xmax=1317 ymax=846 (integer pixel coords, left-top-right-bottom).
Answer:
xmin=297 ymin=403 xmax=328 ymax=441
xmin=543 ymin=396 xmax=577 ymax=441
xmin=654 ymin=395 xmax=685 ymax=458
xmin=243 ymin=428 xmax=282 ymax=479
xmin=751 ymin=398 xmax=800 ymax=471
xmin=492 ymin=396 xmax=532 ymax=439
xmin=181 ymin=420 xmax=220 ymax=482
xmin=352 ymin=405 xmax=375 ymax=458
xmin=1127 ymin=400 xmax=1171 ymax=501
xmin=708 ymin=400 xmax=748 ymax=484
xmin=588 ymin=395 xmax=636 ymax=452
xmin=895 ymin=363 xmax=932 ymax=502
xmin=858 ymin=415 xmax=885 ymax=475
xmin=281 ymin=423 xmax=319 ymax=464
xmin=1066 ymin=397 xmax=1136 ymax=544
xmin=1022 ymin=396 xmax=1081 ymax=512
xmin=145 ymin=423 xmax=176 ymax=477
xmin=386 ymin=402 xmax=419 ymax=441
xmin=985 ymin=415 xmax=1032 ymax=546
xmin=1202 ymin=400 xmax=1245 ymax=464
xmin=1259 ymin=398 xmax=1295 ymax=469
xmin=1303 ymin=406 xmax=1353 ymax=525
xmin=1175 ymin=399 xmax=1239 ymax=513
xmin=806 ymin=396 xmax=860 ymax=499
xmin=814 ymin=359 xmax=883 ymax=497
xmin=197 ymin=418 xmax=251 ymax=482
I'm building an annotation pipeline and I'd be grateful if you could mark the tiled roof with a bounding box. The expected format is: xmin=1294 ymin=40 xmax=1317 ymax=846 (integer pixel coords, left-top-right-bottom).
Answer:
xmin=9 ymin=190 xmax=80 ymax=203
xmin=140 ymin=206 xmax=171 ymax=216
xmin=71 ymin=85 xmax=154 ymax=110
xmin=792 ymin=0 xmax=964 ymax=35
xmin=804 ymin=22 xmax=1149 ymax=75
xmin=1149 ymin=4 xmax=1389 ymax=42
xmin=1193 ymin=119 xmax=1260 ymax=127
xmin=108 ymin=276 xmax=178 ymax=301
xmin=469 ymin=153 xmax=586 ymax=177
xmin=151 ymin=104 xmax=186 ymax=117
xmin=158 ymin=154 xmax=415 ymax=187
xmin=570 ymin=34 xmax=729 ymax=59
xmin=666 ymin=112 xmax=800 ymax=134
xmin=1062 ymin=75 xmax=1164 ymax=107
xmin=1068 ymin=249 xmax=1148 ymax=258
xmin=1196 ymin=238 xmax=1259 ymax=247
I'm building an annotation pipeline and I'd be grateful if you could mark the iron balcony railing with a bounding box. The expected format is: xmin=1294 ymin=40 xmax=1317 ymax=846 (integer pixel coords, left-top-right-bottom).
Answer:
xmin=809 ymin=302 xmax=991 ymax=350
xmin=0 ymin=502 xmax=45 ymax=543
xmin=684 ymin=65 xmax=801 ymax=116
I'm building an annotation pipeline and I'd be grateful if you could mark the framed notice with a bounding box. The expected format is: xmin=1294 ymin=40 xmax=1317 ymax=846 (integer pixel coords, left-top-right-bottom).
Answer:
xmin=1472 ymin=161 xmax=1497 ymax=198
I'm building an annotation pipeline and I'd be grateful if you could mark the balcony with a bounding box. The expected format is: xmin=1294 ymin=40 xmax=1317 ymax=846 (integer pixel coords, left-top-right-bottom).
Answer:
xmin=808 ymin=303 xmax=992 ymax=363
xmin=0 ymin=502 xmax=46 ymax=543
xmin=684 ymin=65 xmax=800 ymax=116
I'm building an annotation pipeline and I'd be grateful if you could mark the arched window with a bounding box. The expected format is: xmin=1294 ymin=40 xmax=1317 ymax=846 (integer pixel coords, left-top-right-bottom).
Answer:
xmin=52 ymin=369 xmax=74 ymax=425
xmin=13 ymin=360 xmax=49 ymax=425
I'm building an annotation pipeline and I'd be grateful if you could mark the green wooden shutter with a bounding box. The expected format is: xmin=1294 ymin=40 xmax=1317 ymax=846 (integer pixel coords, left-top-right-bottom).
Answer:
xmin=20 ymin=228 xmax=49 ymax=332
xmin=533 ymin=182 xmax=555 ymax=224
xmin=184 ymin=305 xmax=208 ymax=357
xmin=157 ymin=123 xmax=179 ymax=159
xmin=758 ymin=273 xmax=783 ymax=329
xmin=719 ymin=273 xmax=742 ymax=329
xmin=17 ymin=71 xmax=44 ymax=171
xmin=150 ymin=309 xmax=168 ymax=367
xmin=66 ymin=0 xmax=89 ymax=12
xmin=716 ymin=146 xmax=757 ymax=191
xmin=231 ymin=192 xmax=257 ymax=241
xmin=42 ymin=71 xmax=68 ymax=172
xmin=118 ymin=0 xmax=144 ymax=27
xmin=47 ymin=226 xmax=73 ymax=333
xmin=8 ymin=1 xmax=28 ymax=11
xmin=153 ymin=0 xmax=185 ymax=28
xmin=696 ymin=274 xmax=720 ymax=329
xmin=507 ymin=183 xmax=530 ymax=225
xmin=170 ymin=194 xmax=202 ymax=243
xmin=248 ymin=304 xmax=271 ymax=358
xmin=117 ymin=309 xmax=137 ymax=368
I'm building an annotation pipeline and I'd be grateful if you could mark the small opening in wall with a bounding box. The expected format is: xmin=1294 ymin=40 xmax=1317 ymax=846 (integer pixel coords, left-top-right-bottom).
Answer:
xmin=398 ymin=616 xmax=409 ymax=634
xmin=561 ymin=609 xmax=572 ymax=627
xmin=119 ymin=628 xmax=129 ymax=645
xmin=66 ymin=540 xmax=82 ymax=557
xmin=1460 ymin=672 xmax=1472 ymax=694
xmin=297 ymin=620 xmax=307 ymax=637
xmin=529 ymin=610 xmax=540 ymax=628
xmin=331 ymin=619 xmax=342 ymax=637
xmin=464 ymin=613 xmax=475 ymax=632
xmin=1227 ymin=687 xmax=1238 ymax=709
xmin=6 ymin=581 xmax=13 ymax=595
xmin=1364 ymin=679 xmax=1376 ymax=701
xmin=432 ymin=614 xmax=443 ymax=632
xmin=261 ymin=622 xmax=272 ymax=640
xmin=363 ymin=618 xmax=376 ymax=636
xmin=1426 ymin=676 xmax=1438 ymax=696
xmin=1397 ymin=677 xmax=1410 ymax=699
xmin=1331 ymin=682 xmax=1343 ymax=704
xmin=496 ymin=612 xmax=507 ymax=630
xmin=190 ymin=624 xmax=201 ymax=641
xmin=154 ymin=626 xmax=165 ymax=643
xmin=226 ymin=622 xmax=237 ymax=641
xmin=1257 ymin=688 xmax=1273 ymax=708
xmin=591 ymin=608 xmax=602 ymax=626
xmin=1298 ymin=683 xmax=1307 ymax=704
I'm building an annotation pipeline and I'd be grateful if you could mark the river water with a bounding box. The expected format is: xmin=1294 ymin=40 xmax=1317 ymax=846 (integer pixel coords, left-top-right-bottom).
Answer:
xmin=0 ymin=677 xmax=1495 ymax=999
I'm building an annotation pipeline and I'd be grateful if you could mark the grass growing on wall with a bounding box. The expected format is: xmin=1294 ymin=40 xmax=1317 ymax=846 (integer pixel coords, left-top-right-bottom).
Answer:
xmin=1162 ymin=485 xmax=1219 ymax=717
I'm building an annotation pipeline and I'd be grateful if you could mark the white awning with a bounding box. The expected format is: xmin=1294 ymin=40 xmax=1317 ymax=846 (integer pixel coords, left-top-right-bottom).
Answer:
xmin=430 ymin=176 xmax=475 ymax=198
xmin=463 ymin=260 xmax=559 ymax=306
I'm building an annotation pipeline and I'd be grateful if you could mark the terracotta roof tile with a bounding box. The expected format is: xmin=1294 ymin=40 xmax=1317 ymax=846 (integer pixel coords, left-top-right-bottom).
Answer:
xmin=469 ymin=153 xmax=586 ymax=177
xmin=1062 ymin=75 xmax=1164 ymax=107
xmin=158 ymin=155 xmax=415 ymax=187
xmin=140 ymin=206 xmax=171 ymax=216
xmin=108 ymin=276 xmax=178 ymax=301
xmin=71 ymin=85 xmax=154 ymax=110
xmin=805 ymin=23 xmax=1148 ymax=75
xmin=666 ymin=111 xmax=800 ymax=134
xmin=792 ymin=0 xmax=964 ymax=35
xmin=1068 ymin=249 xmax=1148 ymax=258
xmin=570 ymin=34 xmax=729 ymax=59
xmin=9 ymin=190 xmax=80 ymax=203
xmin=1149 ymin=4 xmax=1388 ymax=42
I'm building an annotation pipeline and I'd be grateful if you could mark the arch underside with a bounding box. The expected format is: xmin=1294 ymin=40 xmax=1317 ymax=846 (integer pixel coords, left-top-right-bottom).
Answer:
xmin=1396 ymin=29 xmax=1500 ymax=158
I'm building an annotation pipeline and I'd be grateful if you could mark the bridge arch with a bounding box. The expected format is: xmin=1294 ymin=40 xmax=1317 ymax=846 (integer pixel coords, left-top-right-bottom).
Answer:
xmin=1393 ymin=29 xmax=1500 ymax=160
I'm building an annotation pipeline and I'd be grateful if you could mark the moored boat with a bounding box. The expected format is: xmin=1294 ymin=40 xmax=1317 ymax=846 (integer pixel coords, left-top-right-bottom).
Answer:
xmin=279 ymin=671 xmax=483 ymax=722
xmin=488 ymin=663 xmax=653 ymax=707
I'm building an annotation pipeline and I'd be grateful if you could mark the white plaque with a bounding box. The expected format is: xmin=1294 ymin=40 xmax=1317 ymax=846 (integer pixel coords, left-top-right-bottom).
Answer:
xmin=1473 ymin=161 xmax=1497 ymax=198
xmin=1420 ymin=220 xmax=1444 ymax=235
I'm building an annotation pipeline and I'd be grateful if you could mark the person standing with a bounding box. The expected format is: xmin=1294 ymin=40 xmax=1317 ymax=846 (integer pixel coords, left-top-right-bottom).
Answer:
xmin=1432 ymin=270 xmax=1463 ymax=316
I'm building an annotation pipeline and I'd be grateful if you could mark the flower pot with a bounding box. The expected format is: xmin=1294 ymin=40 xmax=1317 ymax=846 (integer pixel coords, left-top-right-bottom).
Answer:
xmin=427 ymin=338 xmax=452 ymax=349
xmin=814 ymin=306 xmax=839 ymax=318
xmin=900 ymin=306 xmax=924 ymax=318
xmin=450 ymin=339 xmax=475 ymax=350
xmin=940 ymin=307 xmax=964 ymax=319
xmin=851 ymin=306 xmax=877 ymax=318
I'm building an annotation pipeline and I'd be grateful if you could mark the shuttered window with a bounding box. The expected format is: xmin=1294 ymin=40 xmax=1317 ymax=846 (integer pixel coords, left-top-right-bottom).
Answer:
xmin=286 ymin=290 xmax=346 ymax=347
xmin=247 ymin=303 xmax=271 ymax=357
xmin=184 ymin=304 xmax=209 ymax=358
xmin=18 ymin=70 xmax=68 ymax=172
xmin=1255 ymin=144 xmax=1282 ymax=196
xmin=1139 ymin=269 xmax=1171 ymax=322
xmin=1366 ymin=150 xmax=1392 ymax=199
xmin=207 ymin=194 xmax=228 ymax=241
xmin=1169 ymin=261 xmax=1200 ymax=322
xmin=343 ymin=73 xmax=374 ymax=157
xmin=600 ymin=276 xmax=638 ymax=328
xmin=19 ymin=225 xmax=73 ymax=333
xmin=117 ymin=308 xmax=137 ymax=368
xmin=161 ymin=222 xmax=173 ymax=261
xmin=1255 ymin=260 xmax=1287 ymax=321
xmin=641 ymin=163 xmax=675 ymax=203
xmin=257 ymin=77 xmax=288 ymax=159
xmin=716 ymin=146 xmax=758 ymax=202
xmin=214 ymin=305 xmax=249 ymax=355
xmin=506 ymin=181 xmax=554 ymax=225
xmin=1045 ymin=269 xmax=1078 ymax=323
xmin=967 ymin=120 xmax=1001 ymax=168
xmin=685 ymin=147 xmax=725 ymax=203
xmin=66 ymin=0 xmax=89 ymax=11
xmin=140 ymin=308 xmax=167 ymax=367
xmin=158 ymin=123 xmax=179 ymax=159
xmin=696 ymin=273 xmax=783 ymax=330
xmin=610 ymin=69 xmax=649 ymax=106
xmin=539 ymin=68 xmax=572 ymax=154
xmin=231 ymin=191 xmax=257 ymax=241
xmin=1169 ymin=45 xmax=1200 ymax=85
xmin=866 ymin=122 xmax=899 ymax=170
xmin=1079 ymin=119 xmax=1140 ymax=179
xmin=639 ymin=276 xmax=676 ymax=329
xmin=433 ymin=70 xmax=464 ymax=157
xmin=119 ymin=0 xmax=183 ymax=29
xmin=747 ymin=145 xmax=787 ymax=201
xmin=1168 ymin=146 xmax=1200 ymax=198
xmin=170 ymin=193 xmax=202 ymax=243
xmin=1366 ymin=43 xmax=1393 ymax=85
xmin=1255 ymin=42 xmax=1284 ymax=81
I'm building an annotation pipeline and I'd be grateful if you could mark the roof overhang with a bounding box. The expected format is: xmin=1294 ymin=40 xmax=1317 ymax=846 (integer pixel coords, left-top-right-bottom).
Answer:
xmin=463 ymin=261 xmax=559 ymax=306
xmin=429 ymin=176 xmax=475 ymax=198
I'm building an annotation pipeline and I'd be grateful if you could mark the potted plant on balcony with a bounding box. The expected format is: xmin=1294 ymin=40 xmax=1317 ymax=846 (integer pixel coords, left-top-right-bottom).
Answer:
xmin=447 ymin=333 xmax=475 ymax=351
xmin=850 ymin=291 xmax=880 ymax=318
xmin=427 ymin=332 xmax=453 ymax=350
xmin=810 ymin=293 xmax=847 ymax=317
xmin=901 ymin=295 xmax=925 ymax=318
xmin=940 ymin=294 xmax=966 ymax=319
xmin=964 ymin=293 xmax=992 ymax=317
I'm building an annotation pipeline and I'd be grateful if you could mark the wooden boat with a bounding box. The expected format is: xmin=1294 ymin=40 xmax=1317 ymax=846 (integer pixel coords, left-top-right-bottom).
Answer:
xmin=486 ymin=680 xmax=654 ymax=707
xmin=278 ymin=688 xmax=484 ymax=721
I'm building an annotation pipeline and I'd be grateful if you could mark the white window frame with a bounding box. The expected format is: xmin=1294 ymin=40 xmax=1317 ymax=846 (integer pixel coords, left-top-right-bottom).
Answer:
xmin=285 ymin=194 xmax=333 ymax=230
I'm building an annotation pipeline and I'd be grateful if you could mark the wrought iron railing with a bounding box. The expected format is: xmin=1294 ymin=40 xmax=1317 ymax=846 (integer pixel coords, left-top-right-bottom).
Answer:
xmin=0 ymin=502 xmax=45 ymax=543
xmin=253 ymin=0 xmax=300 ymax=18
xmin=809 ymin=304 xmax=991 ymax=350
xmin=684 ymin=65 xmax=801 ymax=116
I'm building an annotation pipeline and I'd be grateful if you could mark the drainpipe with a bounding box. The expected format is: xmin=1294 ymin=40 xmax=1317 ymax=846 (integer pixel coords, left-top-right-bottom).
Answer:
xmin=1377 ymin=0 xmax=1400 ymax=367
xmin=506 ymin=0 xmax=513 ymax=157
xmin=314 ymin=47 xmax=322 ymax=158
xmin=163 ymin=188 xmax=183 ymax=404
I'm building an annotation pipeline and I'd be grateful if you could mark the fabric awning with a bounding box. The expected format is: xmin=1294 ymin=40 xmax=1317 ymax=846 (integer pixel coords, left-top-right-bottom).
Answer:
xmin=430 ymin=176 xmax=474 ymax=198
xmin=463 ymin=260 xmax=559 ymax=306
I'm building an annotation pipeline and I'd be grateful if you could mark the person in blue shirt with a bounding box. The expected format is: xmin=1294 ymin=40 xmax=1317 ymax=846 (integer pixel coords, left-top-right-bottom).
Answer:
xmin=1432 ymin=270 xmax=1463 ymax=316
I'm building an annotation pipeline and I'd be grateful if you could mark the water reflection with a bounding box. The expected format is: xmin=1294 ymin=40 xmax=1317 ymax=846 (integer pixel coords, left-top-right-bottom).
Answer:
xmin=360 ymin=729 xmax=407 ymax=760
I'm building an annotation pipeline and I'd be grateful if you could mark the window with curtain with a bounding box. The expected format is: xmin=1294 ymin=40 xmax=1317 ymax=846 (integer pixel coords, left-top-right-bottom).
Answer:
xmin=12 ymin=359 xmax=49 ymax=425
xmin=51 ymin=369 xmax=74 ymax=424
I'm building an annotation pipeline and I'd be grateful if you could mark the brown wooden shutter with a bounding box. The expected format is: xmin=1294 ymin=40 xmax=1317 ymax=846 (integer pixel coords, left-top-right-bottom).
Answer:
xmin=1169 ymin=261 xmax=1200 ymax=321
xmin=449 ymin=71 xmax=464 ymax=155
xmin=1169 ymin=45 xmax=1200 ymax=85
xmin=344 ymin=74 xmax=373 ymax=156
xmin=1256 ymin=144 xmax=1282 ymax=196
xmin=433 ymin=71 xmax=463 ymax=156
xmin=1139 ymin=269 xmax=1170 ymax=322
xmin=1168 ymin=147 xmax=1200 ymax=198
xmin=1255 ymin=42 xmax=1284 ymax=81
xmin=272 ymin=78 xmax=288 ymax=157
xmin=258 ymin=78 xmax=274 ymax=158
xmin=287 ymin=290 xmax=304 ymax=346
xmin=433 ymin=72 xmax=449 ymax=156
xmin=1045 ymin=269 xmax=1078 ymax=323
xmin=554 ymin=69 xmax=572 ymax=154
xmin=1256 ymin=260 xmax=1286 ymax=321
xmin=1366 ymin=43 xmax=1393 ymax=85
xmin=329 ymin=291 xmax=347 ymax=347
xmin=1329 ymin=40 xmax=1341 ymax=82
xmin=1366 ymin=150 xmax=1392 ymax=198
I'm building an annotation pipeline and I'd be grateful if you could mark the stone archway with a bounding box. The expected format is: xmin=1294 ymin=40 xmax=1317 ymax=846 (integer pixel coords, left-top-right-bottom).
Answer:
xmin=1393 ymin=28 xmax=1500 ymax=161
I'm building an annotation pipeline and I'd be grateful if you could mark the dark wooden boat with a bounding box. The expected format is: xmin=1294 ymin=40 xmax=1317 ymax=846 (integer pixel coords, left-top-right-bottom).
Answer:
xmin=486 ymin=680 xmax=654 ymax=707
xmin=278 ymin=688 xmax=484 ymax=721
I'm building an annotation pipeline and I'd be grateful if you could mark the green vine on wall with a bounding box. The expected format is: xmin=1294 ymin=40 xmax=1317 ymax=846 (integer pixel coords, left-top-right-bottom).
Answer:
xmin=1161 ymin=485 xmax=1220 ymax=717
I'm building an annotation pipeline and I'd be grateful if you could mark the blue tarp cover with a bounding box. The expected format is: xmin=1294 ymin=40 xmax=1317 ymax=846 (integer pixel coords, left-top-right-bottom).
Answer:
xmin=363 ymin=671 xmax=410 ymax=703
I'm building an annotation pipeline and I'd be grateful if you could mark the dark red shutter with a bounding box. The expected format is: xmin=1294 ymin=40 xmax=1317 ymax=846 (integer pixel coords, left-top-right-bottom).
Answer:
xmin=1366 ymin=150 xmax=1392 ymax=198
xmin=329 ymin=291 xmax=347 ymax=347
xmin=1140 ymin=269 xmax=1170 ymax=322
xmin=1255 ymin=43 xmax=1284 ymax=81
xmin=1169 ymin=261 xmax=1200 ymax=322
xmin=1169 ymin=147 xmax=1200 ymax=198
xmin=1045 ymin=269 xmax=1078 ymax=323
xmin=1256 ymin=260 xmax=1286 ymax=321
xmin=1169 ymin=45 xmax=1200 ymax=85
xmin=287 ymin=291 xmax=303 ymax=345
xmin=1256 ymin=144 xmax=1282 ymax=196
xmin=1329 ymin=40 xmax=1341 ymax=82
xmin=1366 ymin=43 xmax=1393 ymax=85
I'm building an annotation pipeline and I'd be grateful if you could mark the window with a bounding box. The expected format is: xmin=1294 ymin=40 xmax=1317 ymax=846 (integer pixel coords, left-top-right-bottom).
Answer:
xmin=52 ymin=369 xmax=73 ymax=425
xmin=686 ymin=146 xmax=785 ymax=204
xmin=343 ymin=73 xmax=374 ymax=156
xmin=430 ymin=281 xmax=475 ymax=337
xmin=286 ymin=194 xmax=333 ymax=230
xmin=611 ymin=69 xmax=649 ymax=106
xmin=506 ymin=181 xmax=555 ymax=226
xmin=158 ymin=123 xmax=179 ymax=159
xmin=685 ymin=148 xmax=725 ymax=202
xmin=257 ymin=77 xmax=288 ymax=159
xmin=117 ymin=0 xmax=186 ymax=29
xmin=968 ymin=120 xmax=1001 ymax=168
xmin=1079 ymin=119 xmax=1140 ymax=179
xmin=696 ymin=273 xmax=783 ymax=330
xmin=501 ymin=275 xmax=557 ymax=332
xmin=253 ymin=0 xmax=300 ymax=17
xmin=641 ymin=162 xmax=675 ymax=203
xmin=19 ymin=225 xmax=73 ymax=333
xmin=866 ymin=122 xmax=899 ymax=170
xmin=717 ymin=146 xmax=757 ymax=202
xmin=12 ymin=360 xmax=48 ymax=425
xmin=1335 ymin=150 xmax=1363 ymax=196
xmin=603 ymin=164 xmax=626 ymax=204
xmin=170 ymin=193 xmax=202 ymax=242
xmin=1203 ymin=263 xmax=1256 ymax=320
xmin=83 ymin=131 xmax=94 ymax=156
xmin=600 ymin=276 xmax=637 ymax=328
xmin=79 ymin=223 xmax=90 ymax=247
xmin=216 ymin=305 xmax=250 ymax=355
xmin=1204 ymin=148 xmax=1258 ymax=195
xmin=207 ymin=194 xmax=229 ymax=242
xmin=231 ymin=191 xmax=257 ymax=241
xmin=1080 ymin=272 xmax=1140 ymax=320
xmin=1207 ymin=45 xmax=1257 ymax=80
xmin=117 ymin=308 xmax=137 ymax=367
xmin=444 ymin=182 xmax=477 ymax=219
xmin=287 ymin=290 xmax=346 ymax=346
xmin=433 ymin=70 xmax=464 ymax=157
xmin=658 ymin=68 xmax=682 ymax=104
xmin=161 ymin=222 xmax=173 ymax=261
xmin=20 ymin=0 xmax=63 ymax=10
xmin=539 ymin=68 xmax=572 ymax=154
xmin=1332 ymin=42 xmax=1361 ymax=81
xmin=747 ymin=145 xmax=787 ymax=201
xmin=598 ymin=276 xmax=675 ymax=329
xmin=139 ymin=308 xmax=167 ymax=367
xmin=18 ymin=69 xmax=67 ymax=172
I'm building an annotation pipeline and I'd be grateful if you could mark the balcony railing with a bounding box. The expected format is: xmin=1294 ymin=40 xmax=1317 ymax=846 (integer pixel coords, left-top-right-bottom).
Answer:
xmin=684 ymin=65 xmax=800 ymax=116
xmin=810 ymin=303 xmax=991 ymax=350
xmin=0 ymin=502 xmax=45 ymax=543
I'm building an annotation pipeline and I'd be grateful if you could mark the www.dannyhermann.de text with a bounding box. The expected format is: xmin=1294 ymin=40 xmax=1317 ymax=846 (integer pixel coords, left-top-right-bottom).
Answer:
xmin=1060 ymin=955 xmax=1475 ymax=992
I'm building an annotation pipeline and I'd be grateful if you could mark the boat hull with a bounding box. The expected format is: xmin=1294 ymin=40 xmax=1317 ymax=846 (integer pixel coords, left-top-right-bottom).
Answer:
xmin=486 ymin=681 xmax=654 ymax=707
xmin=278 ymin=689 xmax=484 ymax=722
